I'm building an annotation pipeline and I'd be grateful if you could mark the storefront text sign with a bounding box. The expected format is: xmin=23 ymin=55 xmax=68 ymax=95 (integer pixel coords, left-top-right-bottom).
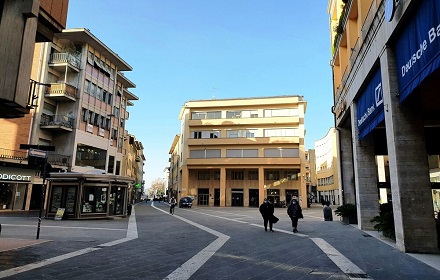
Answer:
xmin=1 ymin=174 xmax=31 ymax=181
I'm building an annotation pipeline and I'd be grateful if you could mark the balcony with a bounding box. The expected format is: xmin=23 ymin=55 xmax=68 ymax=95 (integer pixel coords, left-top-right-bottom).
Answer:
xmin=48 ymin=53 xmax=81 ymax=72
xmin=40 ymin=114 xmax=74 ymax=132
xmin=187 ymin=136 xmax=300 ymax=146
xmin=187 ymin=157 xmax=301 ymax=167
xmin=45 ymin=83 xmax=77 ymax=101
xmin=0 ymin=148 xmax=27 ymax=164
xmin=188 ymin=116 xmax=300 ymax=127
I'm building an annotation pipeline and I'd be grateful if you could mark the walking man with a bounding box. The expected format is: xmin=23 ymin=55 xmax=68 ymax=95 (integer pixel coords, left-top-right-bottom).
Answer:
xmin=169 ymin=196 xmax=177 ymax=215
xmin=287 ymin=198 xmax=303 ymax=233
xmin=259 ymin=198 xmax=274 ymax=232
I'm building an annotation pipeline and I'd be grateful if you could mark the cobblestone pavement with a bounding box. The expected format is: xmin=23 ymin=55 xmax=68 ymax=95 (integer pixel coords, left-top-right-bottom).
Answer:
xmin=0 ymin=202 xmax=439 ymax=279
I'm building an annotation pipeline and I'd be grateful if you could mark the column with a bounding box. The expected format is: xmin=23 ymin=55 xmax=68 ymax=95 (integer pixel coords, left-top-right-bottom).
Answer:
xmin=220 ymin=167 xmax=226 ymax=207
xmin=350 ymin=103 xmax=380 ymax=230
xmin=381 ymin=47 xmax=438 ymax=253
xmin=258 ymin=167 xmax=265 ymax=204
xmin=338 ymin=126 xmax=356 ymax=204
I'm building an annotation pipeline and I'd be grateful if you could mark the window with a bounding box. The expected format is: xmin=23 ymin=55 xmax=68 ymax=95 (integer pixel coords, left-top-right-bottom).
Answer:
xmin=206 ymin=111 xmax=221 ymax=119
xmin=226 ymin=149 xmax=258 ymax=158
xmin=226 ymin=130 xmax=239 ymax=138
xmin=242 ymin=110 xmax=259 ymax=118
xmin=90 ymin=83 xmax=96 ymax=97
xmin=214 ymin=171 xmax=220 ymax=180
xmin=266 ymin=171 xmax=279 ymax=180
xmin=192 ymin=112 xmax=206 ymax=120
xmin=107 ymin=92 xmax=113 ymax=105
xmin=88 ymin=111 xmax=94 ymax=124
xmin=226 ymin=111 xmax=241 ymax=118
xmin=94 ymin=113 xmax=100 ymax=126
xmin=190 ymin=149 xmax=221 ymax=158
xmin=108 ymin=156 xmax=115 ymax=173
xmin=264 ymin=128 xmax=298 ymax=137
xmin=264 ymin=148 xmax=299 ymax=158
xmin=102 ymin=90 xmax=108 ymax=103
xmin=210 ymin=132 xmax=219 ymax=138
xmin=84 ymin=80 xmax=91 ymax=94
xmin=115 ymin=161 xmax=121 ymax=175
xmin=192 ymin=131 xmax=202 ymax=139
xmin=101 ymin=116 xmax=106 ymax=128
xmin=96 ymin=87 xmax=102 ymax=100
xmin=231 ymin=171 xmax=244 ymax=180
xmin=248 ymin=170 xmax=258 ymax=180
xmin=113 ymin=107 xmax=120 ymax=118
xmin=81 ymin=108 xmax=88 ymax=122
xmin=264 ymin=108 xmax=298 ymax=117
xmin=285 ymin=171 xmax=299 ymax=180
xmin=197 ymin=171 xmax=210 ymax=180
xmin=76 ymin=144 xmax=106 ymax=170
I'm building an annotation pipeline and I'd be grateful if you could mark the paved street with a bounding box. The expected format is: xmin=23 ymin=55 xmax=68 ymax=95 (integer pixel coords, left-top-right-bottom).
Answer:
xmin=0 ymin=202 xmax=439 ymax=279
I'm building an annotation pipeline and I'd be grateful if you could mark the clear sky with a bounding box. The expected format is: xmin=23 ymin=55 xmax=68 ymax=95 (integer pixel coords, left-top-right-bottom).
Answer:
xmin=66 ymin=0 xmax=334 ymax=190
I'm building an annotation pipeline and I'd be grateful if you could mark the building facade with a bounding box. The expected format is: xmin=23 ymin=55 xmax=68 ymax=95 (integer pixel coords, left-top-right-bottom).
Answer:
xmin=122 ymin=134 xmax=145 ymax=204
xmin=169 ymin=96 xmax=307 ymax=208
xmin=0 ymin=0 xmax=69 ymax=118
xmin=315 ymin=128 xmax=340 ymax=205
xmin=0 ymin=28 xmax=139 ymax=218
xmin=329 ymin=0 xmax=439 ymax=252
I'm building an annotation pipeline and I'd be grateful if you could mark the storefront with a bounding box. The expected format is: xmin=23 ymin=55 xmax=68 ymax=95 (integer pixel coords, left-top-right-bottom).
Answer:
xmin=0 ymin=166 xmax=40 ymax=211
xmin=47 ymin=173 xmax=133 ymax=219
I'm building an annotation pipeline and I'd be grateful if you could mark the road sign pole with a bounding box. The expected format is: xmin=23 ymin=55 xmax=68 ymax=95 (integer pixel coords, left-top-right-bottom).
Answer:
xmin=36 ymin=177 xmax=45 ymax=239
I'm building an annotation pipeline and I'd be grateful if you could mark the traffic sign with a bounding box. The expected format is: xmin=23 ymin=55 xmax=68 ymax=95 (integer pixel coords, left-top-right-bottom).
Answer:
xmin=29 ymin=148 xmax=47 ymax=158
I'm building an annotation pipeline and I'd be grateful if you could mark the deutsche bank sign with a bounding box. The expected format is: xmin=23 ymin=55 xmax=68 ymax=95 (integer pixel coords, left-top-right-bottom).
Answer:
xmin=357 ymin=68 xmax=384 ymax=140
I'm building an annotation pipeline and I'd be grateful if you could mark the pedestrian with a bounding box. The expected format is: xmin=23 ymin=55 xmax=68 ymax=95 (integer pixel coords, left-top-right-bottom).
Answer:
xmin=287 ymin=198 xmax=303 ymax=233
xmin=169 ymin=196 xmax=176 ymax=215
xmin=323 ymin=201 xmax=333 ymax=221
xmin=259 ymin=198 xmax=274 ymax=232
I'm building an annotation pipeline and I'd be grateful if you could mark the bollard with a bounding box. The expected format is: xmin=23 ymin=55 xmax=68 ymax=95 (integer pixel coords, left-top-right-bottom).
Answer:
xmin=0 ymin=223 xmax=2 ymax=236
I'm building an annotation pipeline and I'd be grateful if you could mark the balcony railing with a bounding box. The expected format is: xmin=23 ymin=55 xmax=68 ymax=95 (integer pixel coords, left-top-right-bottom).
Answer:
xmin=40 ymin=114 xmax=74 ymax=130
xmin=0 ymin=148 xmax=28 ymax=161
xmin=47 ymin=152 xmax=70 ymax=167
xmin=45 ymin=83 xmax=77 ymax=101
xmin=49 ymin=53 xmax=81 ymax=69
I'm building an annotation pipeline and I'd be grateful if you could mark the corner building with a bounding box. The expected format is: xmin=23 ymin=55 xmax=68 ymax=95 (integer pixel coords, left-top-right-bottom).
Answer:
xmin=329 ymin=0 xmax=439 ymax=252
xmin=170 ymin=96 xmax=307 ymax=208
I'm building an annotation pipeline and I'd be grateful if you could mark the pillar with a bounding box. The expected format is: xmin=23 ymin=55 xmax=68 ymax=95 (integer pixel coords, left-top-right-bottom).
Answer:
xmin=351 ymin=103 xmax=380 ymax=230
xmin=338 ymin=125 xmax=356 ymax=204
xmin=258 ymin=167 xmax=265 ymax=204
xmin=220 ymin=167 xmax=226 ymax=207
xmin=381 ymin=47 xmax=438 ymax=253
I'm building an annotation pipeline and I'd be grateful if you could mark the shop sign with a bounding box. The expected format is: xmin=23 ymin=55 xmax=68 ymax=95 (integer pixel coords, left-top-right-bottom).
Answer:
xmin=394 ymin=0 xmax=440 ymax=102
xmin=0 ymin=173 xmax=32 ymax=181
xmin=357 ymin=68 xmax=384 ymax=139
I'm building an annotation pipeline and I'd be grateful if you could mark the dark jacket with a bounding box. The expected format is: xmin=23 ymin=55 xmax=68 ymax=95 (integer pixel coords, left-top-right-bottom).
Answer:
xmin=259 ymin=201 xmax=274 ymax=218
xmin=287 ymin=203 xmax=303 ymax=219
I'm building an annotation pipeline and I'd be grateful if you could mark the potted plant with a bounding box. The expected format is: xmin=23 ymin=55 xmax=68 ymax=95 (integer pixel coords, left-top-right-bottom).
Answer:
xmin=335 ymin=203 xmax=358 ymax=224
xmin=370 ymin=203 xmax=395 ymax=240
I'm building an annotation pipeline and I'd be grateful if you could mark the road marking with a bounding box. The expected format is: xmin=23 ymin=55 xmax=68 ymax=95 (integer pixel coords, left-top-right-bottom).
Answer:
xmin=0 ymin=207 xmax=138 ymax=279
xmin=0 ymin=224 xmax=126 ymax=231
xmin=249 ymin=223 xmax=309 ymax=237
xmin=151 ymin=202 xmax=230 ymax=280
xmin=311 ymin=238 xmax=372 ymax=279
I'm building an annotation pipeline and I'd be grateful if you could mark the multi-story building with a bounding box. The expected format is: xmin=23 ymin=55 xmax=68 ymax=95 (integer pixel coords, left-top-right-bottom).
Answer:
xmin=122 ymin=134 xmax=145 ymax=204
xmin=169 ymin=95 xmax=307 ymax=208
xmin=0 ymin=0 xmax=69 ymax=118
xmin=0 ymin=28 xmax=138 ymax=218
xmin=329 ymin=0 xmax=439 ymax=252
xmin=315 ymin=128 xmax=340 ymax=205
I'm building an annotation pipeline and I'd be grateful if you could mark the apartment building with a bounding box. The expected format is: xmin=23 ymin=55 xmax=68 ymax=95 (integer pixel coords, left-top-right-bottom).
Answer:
xmin=329 ymin=0 xmax=439 ymax=252
xmin=315 ymin=128 xmax=340 ymax=205
xmin=0 ymin=28 xmax=139 ymax=218
xmin=122 ymin=134 xmax=146 ymax=204
xmin=169 ymin=96 xmax=307 ymax=208
xmin=305 ymin=149 xmax=317 ymax=205
xmin=0 ymin=0 xmax=69 ymax=118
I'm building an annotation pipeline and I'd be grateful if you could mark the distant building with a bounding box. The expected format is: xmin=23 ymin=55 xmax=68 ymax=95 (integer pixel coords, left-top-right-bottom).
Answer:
xmin=305 ymin=149 xmax=317 ymax=204
xmin=0 ymin=28 xmax=138 ymax=219
xmin=169 ymin=95 xmax=307 ymax=208
xmin=122 ymin=134 xmax=146 ymax=204
xmin=0 ymin=0 xmax=69 ymax=118
xmin=314 ymin=128 xmax=339 ymax=205
xmin=329 ymin=0 xmax=439 ymax=252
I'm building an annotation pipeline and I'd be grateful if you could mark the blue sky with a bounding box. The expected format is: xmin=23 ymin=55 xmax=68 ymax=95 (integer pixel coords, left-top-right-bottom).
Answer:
xmin=66 ymin=0 xmax=334 ymax=189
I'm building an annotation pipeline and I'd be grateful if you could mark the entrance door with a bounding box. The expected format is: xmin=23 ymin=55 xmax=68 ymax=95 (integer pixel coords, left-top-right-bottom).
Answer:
xmin=214 ymin=189 xmax=220 ymax=206
xmin=248 ymin=189 xmax=259 ymax=207
xmin=110 ymin=187 xmax=125 ymax=215
xmin=231 ymin=189 xmax=243 ymax=206
xmin=198 ymin=188 xmax=209 ymax=206
xmin=30 ymin=185 xmax=42 ymax=210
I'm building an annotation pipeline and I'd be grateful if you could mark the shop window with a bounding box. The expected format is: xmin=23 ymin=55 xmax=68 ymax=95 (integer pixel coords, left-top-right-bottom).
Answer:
xmin=81 ymin=187 xmax=108 ymax=213
xmin=198 ymin=171 xmax=210 ymax=180
xmin=266 ymin=171 xmax=279 ymax=180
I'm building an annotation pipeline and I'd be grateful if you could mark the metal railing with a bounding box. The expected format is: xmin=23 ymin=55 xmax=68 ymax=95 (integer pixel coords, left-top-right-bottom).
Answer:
xmin=40 ymin=114 xmax=74 ymax=128
xmin=49 ymin=53 xmax=81 ymax=69
xmin=46 ymin=83 xmax=78 ymax=99
xmin=47 ymin=152 xmax=70 ymax=167
xmin=0 ymin=148 xmax=27 ymax=161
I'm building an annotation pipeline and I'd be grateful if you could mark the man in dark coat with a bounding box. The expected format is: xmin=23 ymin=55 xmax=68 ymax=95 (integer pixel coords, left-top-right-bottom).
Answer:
xmin=287 ymin=199 xmax=303 ymax=233
xmin=259 ymin=198 xmax=274 ymax=232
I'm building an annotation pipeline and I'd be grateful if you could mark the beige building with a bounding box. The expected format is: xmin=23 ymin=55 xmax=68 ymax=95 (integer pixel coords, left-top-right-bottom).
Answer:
xmin=169 ymin=95 xmax=307 ymax=208
xmin=122 ymin=134 xmax=146 ymax=204
xmin=315 ymin=128 xmax=340 ymax=205
xmin=305 ymin=149 xmax=317 ymax=204
xmin=329 ymin=0 xmax=439 ymax=252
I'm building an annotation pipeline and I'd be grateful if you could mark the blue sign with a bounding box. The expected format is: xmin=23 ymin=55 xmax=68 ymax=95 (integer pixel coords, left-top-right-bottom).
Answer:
xmin=394 ymin=0 xmax=440 ymax=102
xmin=357 ymin=68 xmax=384 ymax=139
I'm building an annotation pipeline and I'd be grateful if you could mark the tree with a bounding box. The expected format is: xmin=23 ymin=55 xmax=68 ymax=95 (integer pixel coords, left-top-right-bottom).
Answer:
xmin=148 ymin=178 xmax=165 ymax=197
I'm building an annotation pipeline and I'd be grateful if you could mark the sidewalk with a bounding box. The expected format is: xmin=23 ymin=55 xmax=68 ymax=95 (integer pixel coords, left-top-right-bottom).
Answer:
xmin=305 ymin=203 xmax=440 ymax=272
xmin=0 ymin=238 xmax=50 ymax=253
